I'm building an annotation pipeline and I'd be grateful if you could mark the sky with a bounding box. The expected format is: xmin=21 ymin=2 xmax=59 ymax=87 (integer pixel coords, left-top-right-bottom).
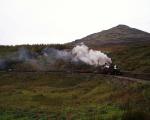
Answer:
xmin=0 ymin=0 xmax=150 ymax=45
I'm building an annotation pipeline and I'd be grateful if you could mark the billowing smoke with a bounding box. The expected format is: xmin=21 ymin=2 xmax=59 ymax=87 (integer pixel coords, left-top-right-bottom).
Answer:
xmin=72 ymin=44 xmax=112 ymax=66
xmin=42 ymin=48 xmax=72 ymax=61
xmin=18 ymin=47 xmax=34 ymax=61
xmin=0 ymin=59 xmax=7 ymax=69
xmin=0 ymin=43 xmax=112 ymax=71
xmin=41 ymin=44 xmax=111 ymax=66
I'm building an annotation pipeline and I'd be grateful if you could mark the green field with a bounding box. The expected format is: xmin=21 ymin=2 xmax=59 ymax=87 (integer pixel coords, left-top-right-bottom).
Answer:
xmin=0 ymin=72 xmax=149 ymax=120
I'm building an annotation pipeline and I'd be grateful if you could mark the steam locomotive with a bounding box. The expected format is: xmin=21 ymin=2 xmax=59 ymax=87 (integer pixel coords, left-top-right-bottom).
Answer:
xmin=65 ymin=62 xmax=122 ymax=75
xmin=99 ymin=63 xmax=122 ymax=75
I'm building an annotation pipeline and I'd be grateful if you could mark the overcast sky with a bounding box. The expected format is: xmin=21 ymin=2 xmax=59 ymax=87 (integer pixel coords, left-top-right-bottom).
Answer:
xmin=0 ymin=0 xmax=150 ymax=45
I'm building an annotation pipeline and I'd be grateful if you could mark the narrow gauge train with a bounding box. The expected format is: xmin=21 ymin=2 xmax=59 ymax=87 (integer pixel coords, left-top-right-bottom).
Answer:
xmin=99 ymin=63 xmax=122 ymax=75
xmin=66 ymin=63 xmax=122 ymax=75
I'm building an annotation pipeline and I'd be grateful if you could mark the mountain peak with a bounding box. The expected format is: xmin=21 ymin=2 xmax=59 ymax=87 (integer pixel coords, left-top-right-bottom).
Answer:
xmin=111 ymin=24 xmax=133 ymax=31
xmin=105 ymin=24 xmax=149 ymax=35
xmin=109 ymin=24 xmax=134 ymax=32
xmin=115 ymin=24 xmax=130 ymax=28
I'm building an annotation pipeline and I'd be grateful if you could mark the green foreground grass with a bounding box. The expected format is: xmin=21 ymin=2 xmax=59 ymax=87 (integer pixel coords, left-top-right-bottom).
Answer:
xmin=0 ymin=72 xmax=150 ymax=120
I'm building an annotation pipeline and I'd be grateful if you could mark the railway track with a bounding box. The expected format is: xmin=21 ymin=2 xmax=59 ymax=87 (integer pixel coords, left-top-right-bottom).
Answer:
xmin=0 ymin=70 xmax=150 ymax=82
xmin=114 ymin=76 xmax=150 ymax=84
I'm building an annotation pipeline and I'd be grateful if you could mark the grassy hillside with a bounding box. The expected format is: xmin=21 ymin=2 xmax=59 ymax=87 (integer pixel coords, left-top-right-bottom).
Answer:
xmin=0 ymin=72 xmax=150 ymax=119
xmin=109 ymin=44 xmax=150 ymax=73
xmin=0 ymin=43 xmax=150 ymax=73
xmin=0 ymin=44 xmax=70 ymax=55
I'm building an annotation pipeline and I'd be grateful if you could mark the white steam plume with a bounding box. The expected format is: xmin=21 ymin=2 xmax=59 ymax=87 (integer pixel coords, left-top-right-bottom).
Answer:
xmin=0 ymin=44 xmax=112 ymax=71
xmin=72 ymin=43 xmax=112 ymax=66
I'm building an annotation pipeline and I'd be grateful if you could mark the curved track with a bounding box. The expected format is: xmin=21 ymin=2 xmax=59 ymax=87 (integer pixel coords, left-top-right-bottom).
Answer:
xmin=0 ymin=70 xmax=150 ymax=83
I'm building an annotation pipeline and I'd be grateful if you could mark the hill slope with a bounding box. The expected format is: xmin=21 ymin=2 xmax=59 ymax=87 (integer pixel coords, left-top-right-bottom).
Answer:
xmin=71 ymin=25 xmax=150 ymax=47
